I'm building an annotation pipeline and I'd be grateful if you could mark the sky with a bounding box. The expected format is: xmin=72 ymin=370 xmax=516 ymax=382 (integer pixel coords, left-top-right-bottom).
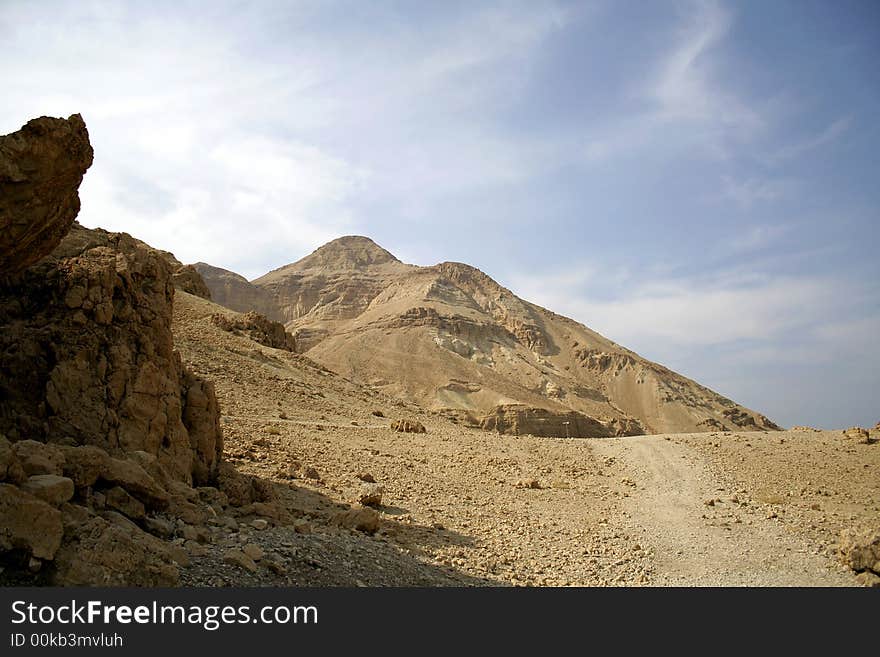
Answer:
xmin=1 ymin=0 xmax=878 ymax=429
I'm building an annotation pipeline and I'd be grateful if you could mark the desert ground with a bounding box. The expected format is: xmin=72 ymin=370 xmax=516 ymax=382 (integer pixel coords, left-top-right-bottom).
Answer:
xmin=172 ymin=291 xmax=878 ymax=586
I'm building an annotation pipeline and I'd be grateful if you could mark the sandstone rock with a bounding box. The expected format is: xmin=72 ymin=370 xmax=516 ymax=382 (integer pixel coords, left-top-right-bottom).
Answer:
xmin=251 ymin=519 xmax=268 ymax=531
xmin=166 ymin=495 xmax=207 ymax=526
xmin=292 ymin=519 xmax=312 ymax=534
xmin=0 ymin=435 xmax=26 ymax=484
xmin=12 ymin=440 xmax=65 ymax=476
xmin=180 ymin=525 xmax=211 ymax=544
xmin=101 ymin=457 xmax=169 ymax=510
xmin=59 ymin=445 xmax=108 ymax=487
xmin=242 ymin=543 xmax=264 ymax=561
xmin=356 ymin=483 xmax=384 ymax=507
xmin=171 ymin=264 xmax=211 ymax=300
xmin=333 ymin=506 xmax=380 ymax=534
xmin=0 ymin=114 xmax=93 ymax=275
xmin=217 ymin=462 xmax=271 ymax=507
xmin=391 ymin=419 xmax=426 ymax=434
xmin=184 ymin=540 xmax=208 ymax=557
xmin=21 ymin=474 xmax=74 ymax=506
xmin=223 ymin=549 xmax=257 ymax=572
xmin=0 ymin=483 xmax=63 ymax=559
xmin=838 ymin=527 xmax=880 ymax=574
xmin=143 ymin=516 xmax=175 ymax=539
xmin=168 ymin=545 xmax=191 ymax=568
xmin=197 ymin=486 xmax=229 ymax=509
xmin=210 ymin=311 xmax=296 ymax=352
xmin=480 ymin=405 xmax=611 ymax=438
xmin=52 ymin=513 xmax=179 ymax=586
xmin=105 ymin=486 xmax=146 ymax=520
xmin=856 ymin=571 xmax=880 ymax=587
xmin=842 ymin=427 xmax=871 ymax=444
xmin=0 ymin=218 xmax=223 ymax=487
xmin=263 ymin=555 xmax=287 ymax=575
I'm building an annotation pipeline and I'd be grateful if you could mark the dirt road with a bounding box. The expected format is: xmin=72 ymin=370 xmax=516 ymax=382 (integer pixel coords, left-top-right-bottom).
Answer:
xmin=593 ymin=435 xmax=856 ymax=586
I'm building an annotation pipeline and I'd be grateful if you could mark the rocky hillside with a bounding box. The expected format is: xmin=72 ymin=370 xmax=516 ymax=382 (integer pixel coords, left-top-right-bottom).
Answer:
xmin=197 ymin=236 xmax=779 ymax=437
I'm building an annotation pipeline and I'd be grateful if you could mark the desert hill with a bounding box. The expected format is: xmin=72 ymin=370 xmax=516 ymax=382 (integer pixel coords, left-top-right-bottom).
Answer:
xmin=2 ymin=114 xmax=875 ymax=589
xmin=195 ymin=237 xmax=780 ymax=437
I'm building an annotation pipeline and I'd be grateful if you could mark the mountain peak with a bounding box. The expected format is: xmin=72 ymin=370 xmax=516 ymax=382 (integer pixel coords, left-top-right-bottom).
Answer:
xmin=293 ymin=235 xmax=400 ymax=272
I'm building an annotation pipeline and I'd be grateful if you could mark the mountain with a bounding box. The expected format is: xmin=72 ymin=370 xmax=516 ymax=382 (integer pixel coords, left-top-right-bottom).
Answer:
xmin=195 ymin=236 xmax=780 ymax=437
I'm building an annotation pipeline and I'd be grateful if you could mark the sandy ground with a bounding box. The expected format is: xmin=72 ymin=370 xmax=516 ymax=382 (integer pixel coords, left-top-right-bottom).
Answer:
xmin=171 ymin=292 xmax=875 ymax=587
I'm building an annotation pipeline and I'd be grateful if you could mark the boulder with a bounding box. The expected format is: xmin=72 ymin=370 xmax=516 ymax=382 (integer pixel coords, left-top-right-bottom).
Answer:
xmin=838 ymin=527 xmax=880 ymax=576
xmin=104 ymin=486 xmax=146 ymax=521
xmin=0 ymin=114 xmax=93 ymax=276
xmin=12 ymin=440 xmax=65 ymax=476
xmin=0 ymin=483 xmax=63 ymax=559
xmin=242 ymin=543 xmax=264 ymax=561
xmin=223 ymin=549 xmax=257 ymax=573
xmin=391 ymin=419 xmax=427 ymax=434
xmin=356 ymin=483 xmax=384 ymax=507
xmin=842 ymin=427 xmax=871 ymax=444
xmin=20 ymin=474 xmax=74 ymax=506
xmin=333 ymin=506 xmax=380 ymax=534
xmin=59 ymin=445 xmax=108 ymax=487
xmin=51 ymin=512 xmax=179 ymax=586
xmin=0 ymin=435 xmax=26 ymax=484
xmin=100 ymin=457 xmax=169 ymax=510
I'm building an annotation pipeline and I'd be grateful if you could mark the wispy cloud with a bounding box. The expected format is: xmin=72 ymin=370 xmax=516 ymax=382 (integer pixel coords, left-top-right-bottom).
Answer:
xmin=729 ymin=223 xmax=792 ymax=252
xmin=766 ymin=115 xmax=853 ymax=164
xmin=720 ymin=175 xmax=795 ymax=208
xmin=647 ymin=0 xmax=761 ymax=134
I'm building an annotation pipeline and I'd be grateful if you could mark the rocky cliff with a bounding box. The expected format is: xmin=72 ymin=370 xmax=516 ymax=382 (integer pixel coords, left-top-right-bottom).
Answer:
xmin=0 ymin=116 xmax=275 ymax=586
xmin=0 ymin=114 xmax=93 ymax=275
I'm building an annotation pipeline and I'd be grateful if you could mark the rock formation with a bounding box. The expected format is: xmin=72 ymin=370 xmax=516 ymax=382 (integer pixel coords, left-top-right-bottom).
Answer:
xmin=0 ymin=223 xmax=222 ymax=485
xmin=0 ymin=115 xmax=273 ymax=587
xmin=197 ymin=236 xmax=780 ymax=437
xmin=0 ymin=114 xmax=94 ymax=275
xmin=478 ymin=405 xmax=615 ymax=438
xmin=838 ymin=527 xmax=880 ymax=587
xmin=210 ymin=311 xmax=296 ymax=352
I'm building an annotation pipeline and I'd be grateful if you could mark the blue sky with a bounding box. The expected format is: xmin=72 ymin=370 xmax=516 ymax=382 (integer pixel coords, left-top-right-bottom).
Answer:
xmin=2 ymin=0 xmax=877 ymax=428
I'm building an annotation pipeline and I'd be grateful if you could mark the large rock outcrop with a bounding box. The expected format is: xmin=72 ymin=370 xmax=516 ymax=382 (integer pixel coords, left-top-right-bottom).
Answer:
xmin=479 ymin=405 xmax=615 ymax=438
xmin=0 ymin=224 xmax=223 ymax=485
xmin=0 ymin=115 xmax=249 ymax=586
xmin=210 ymin=311 xmax=296 ymax=352
xmin=0 ymin=114 xmax=93 ymax=275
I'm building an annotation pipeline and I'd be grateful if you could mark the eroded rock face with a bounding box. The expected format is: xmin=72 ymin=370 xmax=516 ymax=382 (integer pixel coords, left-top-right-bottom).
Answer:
xmin=171 ymin=264 xmax=212 ymax=300
xmin=479 ymin=405 xmax=614 ymax=438
xmin=210 ymin=311 xmax=296 ymax=352
xmin=0 ymin=224 xmax=223 ymax=485
xmin=0 ymin=115 xmax=93 ymax=275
